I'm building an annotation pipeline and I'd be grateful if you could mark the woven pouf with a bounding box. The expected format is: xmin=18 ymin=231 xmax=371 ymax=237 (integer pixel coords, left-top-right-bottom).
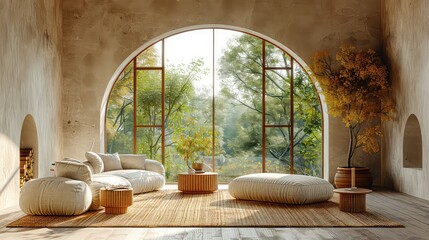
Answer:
xmin=20 ymin=177 xmax=92 ymax=215
xmin=228 ymin=173 xmax=334 ymax=204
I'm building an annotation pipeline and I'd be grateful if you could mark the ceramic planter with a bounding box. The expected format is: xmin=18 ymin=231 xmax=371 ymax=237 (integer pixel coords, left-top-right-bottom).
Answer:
xmin=334 ymin=167 xmax=373 ymax=189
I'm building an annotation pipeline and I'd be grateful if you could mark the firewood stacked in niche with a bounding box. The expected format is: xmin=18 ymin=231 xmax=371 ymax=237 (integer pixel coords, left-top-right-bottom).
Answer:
xmin=20 ymin=148 xmax=34 ymax=188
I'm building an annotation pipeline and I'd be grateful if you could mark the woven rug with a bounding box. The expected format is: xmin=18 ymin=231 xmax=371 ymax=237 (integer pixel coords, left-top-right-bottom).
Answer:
xmin=8 ymin=190 xmax=402 ymax=228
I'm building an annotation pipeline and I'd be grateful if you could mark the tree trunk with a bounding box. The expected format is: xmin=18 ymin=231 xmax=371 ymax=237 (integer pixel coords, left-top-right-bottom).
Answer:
xmin=347 ymin=126 xmax=354 ymax=167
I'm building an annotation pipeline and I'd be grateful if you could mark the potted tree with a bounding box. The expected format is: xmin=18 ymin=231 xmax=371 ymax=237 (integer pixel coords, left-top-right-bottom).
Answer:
xmin=173 ymin=117 xmax=215 ymax=174
xmin=312 ymin=45 xmax=395 ymax=188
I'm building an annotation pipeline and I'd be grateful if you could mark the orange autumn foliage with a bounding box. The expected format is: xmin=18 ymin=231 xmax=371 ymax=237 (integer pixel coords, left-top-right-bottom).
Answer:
xmin=312 ymin=46 xmax=395 ymax=167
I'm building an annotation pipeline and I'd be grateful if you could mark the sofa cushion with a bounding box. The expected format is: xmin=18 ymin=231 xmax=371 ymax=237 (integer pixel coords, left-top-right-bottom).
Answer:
xmin=89 ymin=173 xmax=132 ymax=210
xmin=106 ymin=169 xmax=165 ymax=194
xmin=20 ymin=177 xmax=92 ymax=215
xmin=119 ymin=154 xmax=146 ymax=169
xmin=144 ymin=159 xmax=165 ymax=176
xmin=55 ymin=161 xmax=92 ymax=185
xmin=97 ymin=152 xmax=122 ymax=172
xmin=62 ymin=157 xmax=95 ymax=174
xmin=82 ymin=161 xmax=95 ymax=174
xmin=228 ymin=173 xmax=334 ymax=204
xmin=61 ymin=157 xmax=81 ymax=164
xmin=85 ymin=152 xmax=104 ymax=173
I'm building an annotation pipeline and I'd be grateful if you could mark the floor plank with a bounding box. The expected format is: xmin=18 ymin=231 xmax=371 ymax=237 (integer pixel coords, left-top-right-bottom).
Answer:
xmin=1 ymin=187 xmax=429 ymax=240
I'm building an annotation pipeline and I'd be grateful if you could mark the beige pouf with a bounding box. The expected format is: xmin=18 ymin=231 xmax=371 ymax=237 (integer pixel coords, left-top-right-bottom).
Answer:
xmin=20 ymin=177 xmax=92 ymax=215
xmin=228 ymin=173 xmax=334 ymax=204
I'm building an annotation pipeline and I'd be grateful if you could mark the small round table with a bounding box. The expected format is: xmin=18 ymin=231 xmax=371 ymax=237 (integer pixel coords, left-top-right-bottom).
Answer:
xmin=100 ymin=188 xmax=133 ymax=214
xmin=178 ymin=172 xmax=218 ymax=193
xmin=333 ymin=188 xmax=372 ymax=213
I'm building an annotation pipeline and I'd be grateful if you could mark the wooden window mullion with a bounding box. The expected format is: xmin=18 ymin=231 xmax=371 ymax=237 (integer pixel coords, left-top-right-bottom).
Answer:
xmin=161 ymin=40 xmax=165 ymax=165
xmin=262 ymin=40 xmax=266 ymax=173
xmin=290 ymin=60 xmax=294 ymax=174
xmin=133 ymin=58 xmax=137 ymax=154
xmin=212 ymin=29 xmax=216 ymax=171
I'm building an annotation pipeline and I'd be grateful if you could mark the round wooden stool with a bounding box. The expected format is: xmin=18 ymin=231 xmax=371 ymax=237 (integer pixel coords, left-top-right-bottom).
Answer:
xmin=100 ymin=188 xmax=133 ymax=214
xmin=333 ymin=188 xmax=372 ymax=213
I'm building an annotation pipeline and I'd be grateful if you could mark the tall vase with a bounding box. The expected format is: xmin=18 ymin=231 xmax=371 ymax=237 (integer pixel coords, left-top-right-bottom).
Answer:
xmin=334 ymin=167 xmax=373 ymax=189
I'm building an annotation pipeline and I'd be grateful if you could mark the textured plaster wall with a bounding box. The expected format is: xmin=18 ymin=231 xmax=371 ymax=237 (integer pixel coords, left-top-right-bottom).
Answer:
xmin=381 ymin=0 xmax=429 ymax=199
xmin=0 ymin=0 xmax=63 ymax=210
xmin=62 ymin=0 xmax=381 ymax=184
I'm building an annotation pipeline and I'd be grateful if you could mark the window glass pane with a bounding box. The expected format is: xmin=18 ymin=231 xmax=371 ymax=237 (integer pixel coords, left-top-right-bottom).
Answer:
xmin=215 ymin=30 xmax=263 ymax=182
xmin=215 ymin=104 xmax=263 ymax=182
xmin=136 ymin=70 xmax=162 ymax=125
xmin=136 ymin=127 xmax=162 ymax=160
xmin=106 ymin=61 xmax=134 ymax=153
xmin=164 ymin=147 xmax=188 ymax=182
xmin=163 ymin=29 xmax=214 ymax=181
xmin=136 ymin=41 xmax=162 ymax=67
xmin=265 ymin=69 xmax=291 ymax=125
xmin=165 ymin=29 xmax=212 ymax=95
xmin=293 ymin=61 xmax=322 ymax=177
xmin=265 ymin=127 xmax=291 ymax=173
xmin=164 ymin=62 xmax=202 ymax=182
xmin=265 ymin=42 xmax=291 ymax=68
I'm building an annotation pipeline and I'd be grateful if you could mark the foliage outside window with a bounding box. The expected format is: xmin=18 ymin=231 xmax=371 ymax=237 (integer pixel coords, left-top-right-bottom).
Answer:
xmin=106 ymin=29 xmax=323 ymax=182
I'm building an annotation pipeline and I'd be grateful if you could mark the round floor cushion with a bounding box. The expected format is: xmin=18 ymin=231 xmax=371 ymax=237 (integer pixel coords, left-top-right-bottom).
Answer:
xmin=20 ymin=177 xmax=92 ymax=215
xmin=228 ymin=173 xmax=334 ymax=204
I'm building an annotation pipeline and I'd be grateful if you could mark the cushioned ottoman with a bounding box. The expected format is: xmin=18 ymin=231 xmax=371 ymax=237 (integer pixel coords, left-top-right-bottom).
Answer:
xmin=228 ymin=173 xmax=334 ymax=204
xmin=20 ymin=177 xmax=92 ymax=215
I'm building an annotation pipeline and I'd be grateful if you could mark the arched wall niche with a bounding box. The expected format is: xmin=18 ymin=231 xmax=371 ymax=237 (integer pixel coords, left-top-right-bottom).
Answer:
xmin=403 ymin=114 xmax=422 ymax=169
xmin=99 ymin=24 xmax=330 ymax=179
xmin=20 ymin=114 xmax=39 ymax=179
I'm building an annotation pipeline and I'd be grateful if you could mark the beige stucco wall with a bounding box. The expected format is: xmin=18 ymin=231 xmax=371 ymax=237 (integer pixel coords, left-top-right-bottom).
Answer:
xmin=381 ymin=0 xmax=429 ymax=200
xmin=62 ymin=0 xmax=382 ymax=184
xmin=0 ymin=0 xmax=63 ymax=210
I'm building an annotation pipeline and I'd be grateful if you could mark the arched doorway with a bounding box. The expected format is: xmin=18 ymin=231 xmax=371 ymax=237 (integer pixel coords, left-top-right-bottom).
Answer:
xmin=101 ymin=26 xmax=328 ymax=182
xmin=19 ymin=114 xmax=38 ymax=186
xmin=403 ymin=114 xmax=422 ymax=168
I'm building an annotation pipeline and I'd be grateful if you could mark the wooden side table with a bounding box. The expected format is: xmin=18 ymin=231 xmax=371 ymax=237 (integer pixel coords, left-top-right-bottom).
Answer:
xmin=100 ymin=188 xmax=133 ymax=214
xmin=178 ymin=172 xmax=218 ymax=193
xmin=333 ymin=188 xmax=372 ymax=213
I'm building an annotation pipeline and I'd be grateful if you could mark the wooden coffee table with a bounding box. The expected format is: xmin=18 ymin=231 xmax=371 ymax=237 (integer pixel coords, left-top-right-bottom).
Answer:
xmin=100 ymin=188 xmax=133 ymax=214
xmin=333 ymin=188 xmax=372 ymax=213
xmin=178 ymin=172 xmax=218 ymax=193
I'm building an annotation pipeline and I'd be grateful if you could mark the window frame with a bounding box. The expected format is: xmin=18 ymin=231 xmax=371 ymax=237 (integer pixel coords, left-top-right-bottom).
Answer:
xmin=104 ymin=27 xmax=325 ymax=178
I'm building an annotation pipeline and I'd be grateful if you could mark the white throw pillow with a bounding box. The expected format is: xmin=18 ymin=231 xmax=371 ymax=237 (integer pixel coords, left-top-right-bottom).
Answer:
xmin=85 ymin=152 xmax=104 ymax=173
xmin=54 ymin=161 xmax=92 ymax=184
xmin=119 ymin=154 xmax=146 ymax=169
xmin=97 ymin=152 xmax=123 ymax=172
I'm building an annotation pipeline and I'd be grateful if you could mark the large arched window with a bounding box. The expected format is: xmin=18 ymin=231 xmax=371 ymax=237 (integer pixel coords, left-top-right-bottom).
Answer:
xmin=105 ymin=29 xmax=323 ymax=182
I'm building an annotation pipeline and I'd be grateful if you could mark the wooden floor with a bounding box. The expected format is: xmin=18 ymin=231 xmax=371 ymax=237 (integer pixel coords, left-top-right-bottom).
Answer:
xmin=1 ymin=186 xmax=428 ymax=240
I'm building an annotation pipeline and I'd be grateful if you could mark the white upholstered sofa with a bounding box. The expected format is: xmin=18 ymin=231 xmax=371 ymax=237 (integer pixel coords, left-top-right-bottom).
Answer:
xmin=82 ymin=152 xmax=165 ymax=210
xmin=20 ymin=152 xmax=165 ymax=215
